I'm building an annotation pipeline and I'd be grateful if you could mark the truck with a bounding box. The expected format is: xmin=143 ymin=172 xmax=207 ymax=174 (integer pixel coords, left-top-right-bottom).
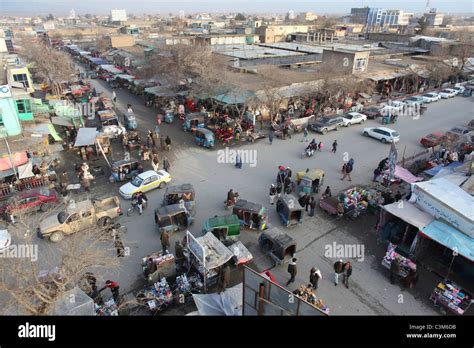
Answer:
xmin=37 ymin=197 xmax=122 ymax=242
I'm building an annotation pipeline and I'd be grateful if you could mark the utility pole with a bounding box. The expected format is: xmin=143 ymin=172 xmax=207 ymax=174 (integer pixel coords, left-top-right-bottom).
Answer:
xmin=2 ymin=136 xmax=19 ymax=181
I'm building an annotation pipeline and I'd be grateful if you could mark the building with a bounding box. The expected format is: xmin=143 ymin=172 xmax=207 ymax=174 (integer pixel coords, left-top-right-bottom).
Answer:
xmin=351 ymin=7 xmax=413 ymax=29
xmin=110 ymin=9 xmax=128 ymax=23
xmin=424 ymin=9 xmax=444 ymax=27
xmin=0 ymin=84 xmax=23 ymax=136
xmin=258 ymin=25 xmax=311 ymax=43
xmin=321 ymin=49 xmax=370 ymax=75
xmin=108 ymin=34 xmax=135 ymax=48
xmin=297 ymin=12 xmax=318 ymax=22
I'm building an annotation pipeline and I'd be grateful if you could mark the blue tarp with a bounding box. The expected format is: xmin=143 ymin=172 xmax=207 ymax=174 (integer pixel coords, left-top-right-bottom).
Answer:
xmin=88 ymin=57 xmax=108 ymax=65
xmin=421 ymin=220 xmax=474 ymax=262
xmin=424 ymin=162 xmax=464 ymax=177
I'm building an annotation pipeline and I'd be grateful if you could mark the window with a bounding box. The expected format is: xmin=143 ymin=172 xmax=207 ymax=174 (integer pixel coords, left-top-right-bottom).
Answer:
xmin=67 ymin=213 xmax=80 ymax=223
xmin=13 ymin=73 xmax=30 ymax=88
xmin=16 ymin=99 xmax=32 ymax=114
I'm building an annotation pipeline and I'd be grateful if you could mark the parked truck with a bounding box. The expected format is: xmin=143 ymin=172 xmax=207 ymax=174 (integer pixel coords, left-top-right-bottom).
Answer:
xmin=37 ymin=197 xmax=122 ymax=242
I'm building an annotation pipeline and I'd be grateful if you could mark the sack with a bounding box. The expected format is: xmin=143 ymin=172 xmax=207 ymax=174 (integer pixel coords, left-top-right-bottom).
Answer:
xmin=346 ymin=164 xmax=353 ymax=173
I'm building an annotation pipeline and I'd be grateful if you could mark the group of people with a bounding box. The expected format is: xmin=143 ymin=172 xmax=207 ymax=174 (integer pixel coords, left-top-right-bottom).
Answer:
xmin=286 ymin=259 xmax=352 ymax=290
xmin=83 ymin=273 xmax=121 ymax=305
xmin=436 ymin=145 xmax=466 ymax=165
xmin=340 ymin=158 xmax=355 ymax=182
xmin=303 ymin=138 xmax=325 ymax=157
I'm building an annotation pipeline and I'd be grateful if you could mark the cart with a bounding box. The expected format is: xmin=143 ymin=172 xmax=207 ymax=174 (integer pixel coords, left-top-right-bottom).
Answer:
xmin=141 ymin=251 xmax=177 ymax=285
xmin=430 ymin=280 xmax=472 ymax=315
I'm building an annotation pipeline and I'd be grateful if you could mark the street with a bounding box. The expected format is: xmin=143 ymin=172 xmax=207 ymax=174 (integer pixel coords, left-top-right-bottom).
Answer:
xmin=54 ymin=68 xmax=473 ymax=314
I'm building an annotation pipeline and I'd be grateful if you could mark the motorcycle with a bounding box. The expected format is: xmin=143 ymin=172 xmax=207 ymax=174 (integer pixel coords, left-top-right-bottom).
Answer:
xmin=127 ymin=198 xmax=148 ymax=216
xmin=224 ymin=192 xmax=239 ymax=209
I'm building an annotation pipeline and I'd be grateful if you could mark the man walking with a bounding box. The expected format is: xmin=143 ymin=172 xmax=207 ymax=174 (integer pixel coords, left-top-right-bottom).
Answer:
xmin=100 ymin=280 xmax=120 ymax=304
xmin=334 ymin=259 xmax=344 ymax=286
xmin=268 ymin=129 xmax=274 ymax=145
xmin=340 ymin=159 xmax=354 ymax=181
xmin=309 ymin=196 xmax=316 ymax=217
xmin=136 ymin=191 xmax=147 ymax=215
xmin=342 ymin=261 xmax=352 ymax=288
xmin=301 ymin=127 xmax=309 ymax=142
xmin=112 ymin=91 xmax=117 ymax=103
xmin=332 ymin=140 xmax=338 ymax=153
xmin=235 ymin=154 xmax=242 ymax=169
xmin=309 ymin=267 xmax=322 ymax=290
xmin=160 ymin=230 xmax=170 ymax=254
xmin=163 ymin=157 xmax=170 ymax=173
xmin=165 ymin=135 xmax=171 ymax=151
xmin=269 ymin=184 xmax=277 ymax=205
xmin=286 ymin=258 xmax=297 ymax=286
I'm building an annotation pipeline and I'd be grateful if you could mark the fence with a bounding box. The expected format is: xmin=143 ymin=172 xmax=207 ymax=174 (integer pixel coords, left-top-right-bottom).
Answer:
xmin=0 ymin=176 xmax=49 ymax=201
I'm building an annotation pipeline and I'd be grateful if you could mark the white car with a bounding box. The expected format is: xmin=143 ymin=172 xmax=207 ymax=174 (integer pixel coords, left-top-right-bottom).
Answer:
xmin=438 ymin=89 xmax=457 ymax=99
xmin=119 ymin=170 xmax=172 ymax=199
xmin=363 ymin=127 xmax=400 ymax=144
xmin=342 ymin=112 xmax=367 ymax=127
xmin=452 ymin=86 xmax=465 ymax=95
xmin=0 ymin=229 xmax=12 ymax=253
xmin=379 ymin=105 xmax=400 ymax=116
xmin=391 ymin=100 xmax=407 ymax=108
xmin=420 ymin=93 xmax=441 ymax=103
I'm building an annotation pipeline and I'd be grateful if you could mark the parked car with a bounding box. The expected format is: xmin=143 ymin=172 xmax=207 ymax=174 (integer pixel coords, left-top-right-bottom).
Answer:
xmin=119 ymin=170 xmax=172 ymax=199
xmin=0 ymin=229 xmax=12 ymax=253
xmin=362 ymin=127 xmax=400 ymax=143
xmin=391 ymin=100 xmax=407 ymax=108
xmin=342 ymin=112 xmax=367 ymax=127
xmin=446 ymin=126 xmax=471 ymax=141
xmin=420 ymin=93 xmax=441 ymax=103
xmin=0 ymin=188 xmax=59 ymax=221
xmin=452 ymin=86 xmax=465 ymax=95
xmin=379 ymin=104 xmax=401 ymax=116
xmin=420 ymin=132 xmax=447 ymax=148
xmin=37 ymin=197 xmax=122 ymax=242
xmin=363 ymin=106 xmax=382 ymax=119
xmin=404 ymin=96 xmax=425 ymax=105
xmin=438 ymin=89 xmax=457 ymax=99
xmin=309 ymin=117 xmax=344 ymax=134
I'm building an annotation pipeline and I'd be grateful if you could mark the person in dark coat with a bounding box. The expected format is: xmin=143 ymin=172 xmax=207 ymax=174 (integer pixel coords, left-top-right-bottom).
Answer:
xmin=268 ymin=129 xmax=274 ymax=145
xmin=309 ymin=267 xmax=321 ymax=290
xmin=309 ymin=197 xmax=316 ymax=217
xmin=217 ymin=264 xmax=231 ymax=294
xmin=160 ymin=230 xmax=170 ymax=254
xmin=165 ymin=136 xmax=171 ymax=151
xmin=342 ymin=261 xmax=352 ymax=288
xmin=332 ymin=140 xmax=338 ymax=153
xmin=304 ymin=194 xmax=311 ymax=213
xmin=269 ymin=184 xmax=277 ymax=205
xmin=276 ymin=181 xmax=283 ymax=197
xmin=378 ymin=158 xmax=389 ymax=171
xmin=286 ymin=258 xmax=297 ymax=286
xmin=285 ymin=167 xmax=292 ymax=180
xmin=163 ymin=157 xmax=170 ymax=173
xmin=390 ymin=258 xmax=401 ymax=284
xmin=334 ymin=259 xmax=344 ymax=286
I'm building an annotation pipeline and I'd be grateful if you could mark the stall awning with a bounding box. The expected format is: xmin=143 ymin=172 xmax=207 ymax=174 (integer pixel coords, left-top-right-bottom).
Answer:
xmin=213 ymin=90 xmax=255 ymax=105
xmin=74 ymin=128 xmax=97 ymax=147
xmin=383 ymin=201 xmax=434 ymax=229
xmin=420 ymin=220 xmax=474 ymax=262
xmin=99 ymin=64 xmax=123 ymax=75
xmin=195 ymin=232 xmax=234 ymax=270
xmin=116 ymin=74 xmax=136 ymax=82
xmin=18 ymin=161 xmax=34 ymax=179
xmin=424 ymin=162 xmax=464 ymax=177
xmin=51 ymin=116 xmax=74 ymax=127
xmin=387 ymin=165 xmax=423 ymax=183
xmin=191 ymin=283 xmax=242 ymax=316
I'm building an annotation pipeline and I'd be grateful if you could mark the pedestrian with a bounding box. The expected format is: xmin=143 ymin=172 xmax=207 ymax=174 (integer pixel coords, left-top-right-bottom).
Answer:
xmin=318 ymin=141 xmax=324 ymax=151
xmin=309 ymin=267 xmax=322 ymax=290
xmin=390 ymin=258 xmax=401 ymax=284
xmin=459 ymin=150 xmax=465 ymax=163
xmin=332 ymin=140 xmax=338 ymax=153
xmin=284 ymin=176 xmax=292 ymax=192
xmin=143 ymin=146 xmax=150 ymax=161
xmin=401 ymin=269 xmax=418 ymax=289
xmin=276 ymin=181 xmax=283 ymax=198
xmin=334 ymin=259 xmax=344 ymax=286
xmin=309 ymin=196 xmax=316 ymax=217
xmin=235 ymin=154 xmax=242 ymax=169
xmin=342 ymin=261 xmax=352 ymax=289
xmin=136 ymin=191 xmax=147 ymax=215
xmin=336 ymin=201 xmax=344 ymax=220
xmin=100 ymin=280 xmax=120 ymax=304
xmin=322 ymin=186 xmax=332 ymax=199
xmin=373 ymin=167 xmax=381 ymax=182
xmin=217 ymin=264 xmax=231 ymax=294
xmin=304 ymin=194 xmax=311 ymax=213
xmin=152 ymin=154 xmax=160 ymax=172
xmin=165 ymin=135 xmax=171 ymax=151
xmin=114 ymin=236 xmax=125 ymax=257
xmin=269 ymin=129 xmax=274 ymax=145
xmin=59 ymin=170 xmax=69 ymax=194
xmin=341 ymin=160 xmax=353 ymax=181
xmin=112 ymin=91 xmax=117 ymax=102
xmin=378 ymin=157 xmax=388 ymax=171
xmin=286 ymin=258 xmax=297 ymax=286
xmin=163 ymin=157 xmax=170 ymax=173
xmin=269 ymin=184 xmax=277 ymax=205
xmin=301 ymin=127 xmax=309 ymax=142
xmin=160 ymin=230 xmax=170 ymax=254
xmin=92 ymin=88 xmax=97 ymax=97
xmin=285 ymin=167 xmax=292 ymax=180
xmin=147 ymin=130 xmax=156 ymax=148
xmin=160 ymin=136 xmax=165 ymax=151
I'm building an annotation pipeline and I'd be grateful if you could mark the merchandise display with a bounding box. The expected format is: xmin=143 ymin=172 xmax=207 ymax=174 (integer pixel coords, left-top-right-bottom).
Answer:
xmin=137 ymin=277 xmax=174 ymax=312
xmin=96 ymin=298 xmax=118 ymax=316
xmin=142 ymin=251 xmax=176 ymax=282
xmin=294 ymin=285 xmax=330 ymax=314
xmin=381 ymin=242 xmax=416 ymax=278
xmin=339 ymin=186 xmax=384 ymax=218
xmin=430 ymin=280 xmax=472 ymax=315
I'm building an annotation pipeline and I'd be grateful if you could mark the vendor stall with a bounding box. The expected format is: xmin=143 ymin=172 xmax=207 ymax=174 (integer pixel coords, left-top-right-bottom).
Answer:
xmin=381 ymin=165 xmax=424 ymax=186
xmin=381 ymin=242 xmax=417 ymax=278
xmin=136 ymin=277 xmax=174 ymax=313
xmin=430 ymin=280 xmax=472 ymax=315
xmin=293 ymin=284 xmax=330 ymax=315
xmin=96 ymin=298 xmax=119 ymax=316
xmin=142 ymin=251 xmax=176 ymax=284
xmin=227 ymin=241 xmax=253 ymax=266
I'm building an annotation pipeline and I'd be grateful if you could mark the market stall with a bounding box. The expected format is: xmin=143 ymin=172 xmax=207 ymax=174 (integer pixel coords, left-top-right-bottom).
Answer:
xmin=381 ymin=242 xmax=417 ymax=278
xmin=227 ymin=241 xmax=253 ymax=266
xmin=293 ymin=284 xmax=330 ymax=314
xmin=430 ymin=280 xmax=472 ymax=315
xmin=380 ymin=165 xmax=424 ymax=186
xmin=142 ymin=251 xmax=176 ymax=284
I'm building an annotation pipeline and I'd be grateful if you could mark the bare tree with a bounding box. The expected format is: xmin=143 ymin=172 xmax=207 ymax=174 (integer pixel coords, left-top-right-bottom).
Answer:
xmin=18 ymin=38 xmax=75 ymax=95
xmin=0 ymin=202 xmax=121 ymax=315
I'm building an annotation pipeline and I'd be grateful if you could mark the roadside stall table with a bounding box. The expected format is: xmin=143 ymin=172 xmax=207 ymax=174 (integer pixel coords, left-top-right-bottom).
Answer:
xmin=293 ymin=284 xmax=330 ymax=314
xmin=430 ymin=280 xmax=472 ymax=315
xmin=142 ymin=251 xmax=176 ymax=284
xmin=96 ymin=298 xmax=119 ymax=316
xmin=136 ymin=278 xmax=174 ymax=313
xmin=381 ymin=242 xmax=416 ymax=278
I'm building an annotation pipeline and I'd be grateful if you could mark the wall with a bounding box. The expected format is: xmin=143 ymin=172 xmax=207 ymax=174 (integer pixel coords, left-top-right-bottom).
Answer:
xmin=0 ymin=97 xmax=22 ymax=136
xmin=259 ymin=25 xmax=311 ymax=43
xmin=109 ymin=35 xmax=135 ymax=48
xmin=367 ymin=32 xmax=413 ymax=43
xmin=8 ymin=67 xmax=34 ymax=94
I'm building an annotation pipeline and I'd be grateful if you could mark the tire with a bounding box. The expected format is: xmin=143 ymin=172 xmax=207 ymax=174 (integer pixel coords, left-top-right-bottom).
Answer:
xmin=360 ymin=119 xmax=365 ymax=124
xmin=363 ymin=131 xmax=369 ymax=137
xmin=346 ymin=122 xmax=351 ymax=127
xmin=50 ymin=231 xmax=64 ymax=243
xmin=335 ymin=125 xmax=340 ymax=131
xmin=322 ymin=128 xmax=328 ymax=135
xmin=127 ymin=207 xmax=134 ymax=217
xmin=158 ymin=182 xmax=165 ymax=189
xmin=381 ymin=138 xmax=387 ymax=144
xmin=40 ymin=203 xmax=49 ymax=212
xmin=98 ymin=217 xmax=111 ymax=227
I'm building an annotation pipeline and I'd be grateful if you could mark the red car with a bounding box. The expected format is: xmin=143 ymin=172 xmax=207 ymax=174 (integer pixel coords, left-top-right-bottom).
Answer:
xmin=0 ymin=188 xmax=59 ymax=219
xmin=420 ymin=132 xmax=447 ymax=148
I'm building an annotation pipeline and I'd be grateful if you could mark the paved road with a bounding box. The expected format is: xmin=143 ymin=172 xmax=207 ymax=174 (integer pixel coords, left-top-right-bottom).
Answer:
xmin=54 ymin=66 xmax=474 ymax=314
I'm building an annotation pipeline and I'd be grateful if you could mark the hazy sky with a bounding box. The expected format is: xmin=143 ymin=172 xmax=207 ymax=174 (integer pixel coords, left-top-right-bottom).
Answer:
xmin=1 ymin=0 xmax=473 ymax=16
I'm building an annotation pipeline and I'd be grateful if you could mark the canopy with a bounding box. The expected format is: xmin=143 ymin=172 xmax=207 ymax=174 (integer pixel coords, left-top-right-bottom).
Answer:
xmin=18 ymin=161 xmax=34 ymax=179
xmin=74 ymin=128 xmax=97 ymax=147
xmin=54 ymin=287 xmax=95 ymax=315
xmin=51 ymin=116 xmax=74 ymax=127
xmin=191 ymin=283 xmax=242 ymax=315
xmin=116 ymin=74 xmax=136 ymax=82
xmin=213 ymin=90 xmax=254 ymax=105
xmin=99 ymin=64 xmax=122 ymax=75
xmin=25 ymin=123 xmax=61 ymax=141
xmin=424 ymin=162 xmax=464 ymax=177
xmin=383 ymin=201 xmax=434 ymax=229
xmin=194 ymin=232 xmax=234 ymax=270
xmin=385 ymin=165 xmax=423 ymax=183
xmin=420 ymin=220 xmax=474 ymax=262
xmin=88 ymin=57 xmax=108 ymax=65
xmin=144 ymin=86 xmax=187 ymax=97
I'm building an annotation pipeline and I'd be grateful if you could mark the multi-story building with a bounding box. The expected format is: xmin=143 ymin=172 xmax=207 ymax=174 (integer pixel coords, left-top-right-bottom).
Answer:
xmin=424 ymin=8 xmax=444 ymax=27
xmin=351 ymin=7 xmax=413 ymax=29
xmin=110 ymin=9 xmax=127 ymax=23
xmin=258 ymin=24 xmax=311 ymax=43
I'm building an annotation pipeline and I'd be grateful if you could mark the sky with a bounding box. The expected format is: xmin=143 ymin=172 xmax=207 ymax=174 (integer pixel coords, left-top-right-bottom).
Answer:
xmin=0 ymin=0 xmax=473 ymax=16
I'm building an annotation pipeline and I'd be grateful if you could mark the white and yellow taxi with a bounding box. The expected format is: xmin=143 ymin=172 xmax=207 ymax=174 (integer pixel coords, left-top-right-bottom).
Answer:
xmin=119 ymin=170 xmax=172 ymax=199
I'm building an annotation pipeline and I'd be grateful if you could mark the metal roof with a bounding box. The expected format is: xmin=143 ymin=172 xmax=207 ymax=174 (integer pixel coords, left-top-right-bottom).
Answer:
xmin=155 ymin=203 xmax=186 ymax=216
xmin=234 ymin=199 xmax=264 ymax=213
xmin=165 ymin=184 xmax=195 ymax=194
xmin=206 ymin=214 xmax=240 ymax=228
